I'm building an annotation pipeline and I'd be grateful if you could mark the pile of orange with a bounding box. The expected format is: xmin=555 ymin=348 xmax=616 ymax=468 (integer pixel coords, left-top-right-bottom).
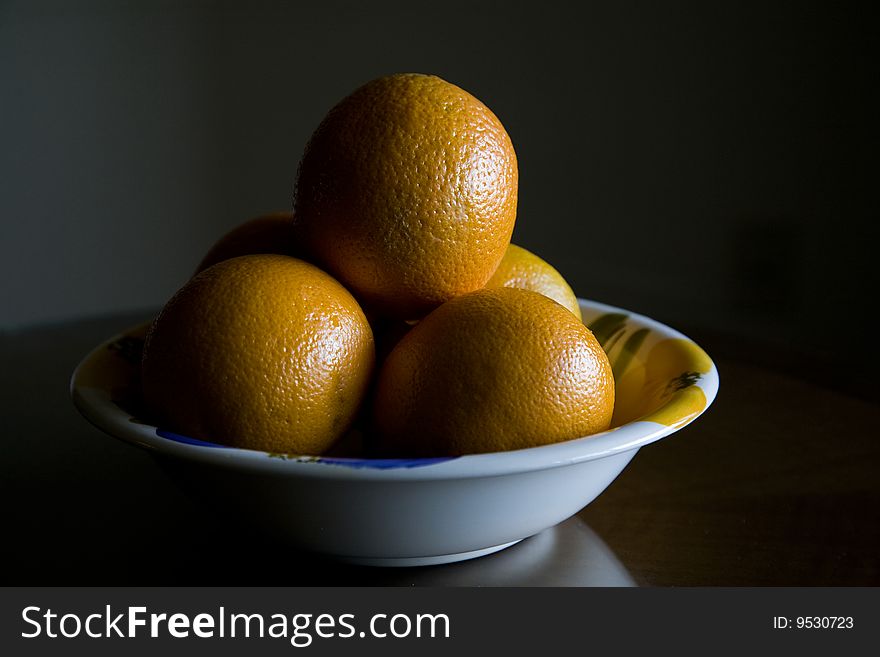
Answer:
xmin=142 ymin=73 xmax=614 ymax=457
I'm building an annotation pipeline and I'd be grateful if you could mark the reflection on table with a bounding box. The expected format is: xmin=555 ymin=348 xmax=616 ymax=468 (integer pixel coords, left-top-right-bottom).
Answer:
xmin=359 ymin=517 xmax=635 ymax=587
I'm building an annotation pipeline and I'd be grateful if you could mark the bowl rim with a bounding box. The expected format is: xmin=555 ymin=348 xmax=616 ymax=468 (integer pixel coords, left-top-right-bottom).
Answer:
xmin=70 ymin=298 xmax=719 ymax=482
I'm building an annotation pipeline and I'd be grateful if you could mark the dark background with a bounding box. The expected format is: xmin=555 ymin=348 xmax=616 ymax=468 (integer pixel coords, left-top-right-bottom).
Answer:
xmin=1 ymin=0 xmax=876 ymax=394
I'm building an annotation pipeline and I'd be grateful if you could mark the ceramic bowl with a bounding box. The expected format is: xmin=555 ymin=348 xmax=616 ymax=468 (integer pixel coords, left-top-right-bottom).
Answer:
xmin=71 ymin=299 xmax=719 ymax=566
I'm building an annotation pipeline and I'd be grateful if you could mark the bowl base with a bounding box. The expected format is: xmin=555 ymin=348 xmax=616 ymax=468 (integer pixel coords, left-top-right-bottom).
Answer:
xmin=336 ymin=539 xmax=524 ymax=568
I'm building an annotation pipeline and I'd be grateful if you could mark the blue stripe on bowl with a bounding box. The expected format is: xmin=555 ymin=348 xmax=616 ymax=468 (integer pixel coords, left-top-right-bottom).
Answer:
xmin=155 ymin=429 xmax=458 ymax=468
xmin=156 ymin=429 xmax=229 ymax=448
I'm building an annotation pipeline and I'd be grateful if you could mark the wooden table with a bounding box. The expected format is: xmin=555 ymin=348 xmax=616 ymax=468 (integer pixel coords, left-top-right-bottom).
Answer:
xmin=2 ymin=313 xmax=877 ymax=585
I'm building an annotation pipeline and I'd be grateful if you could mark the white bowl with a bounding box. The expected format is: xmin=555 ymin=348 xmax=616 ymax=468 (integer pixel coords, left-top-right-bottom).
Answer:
xmin=71 ymin=299 xmax=718 ymax=566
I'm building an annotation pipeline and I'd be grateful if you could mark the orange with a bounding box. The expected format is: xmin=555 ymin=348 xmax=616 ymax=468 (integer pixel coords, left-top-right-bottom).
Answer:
xmin=486 ymin=243 xmax=581 ymax=318
xmin=372 ymin=287 xmax=614 ymax=456
xmin=141 ymin=254 xmax=375 ymax=454
xmin=294 ymin=73 xmax=518 ymax=319
xmin=196 ymin=211 xmax=297 ymax=273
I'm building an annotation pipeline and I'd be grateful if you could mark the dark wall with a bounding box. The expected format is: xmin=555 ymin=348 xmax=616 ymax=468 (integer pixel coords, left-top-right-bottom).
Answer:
xmin=1 ymin=1 xmax=875 ymax=385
